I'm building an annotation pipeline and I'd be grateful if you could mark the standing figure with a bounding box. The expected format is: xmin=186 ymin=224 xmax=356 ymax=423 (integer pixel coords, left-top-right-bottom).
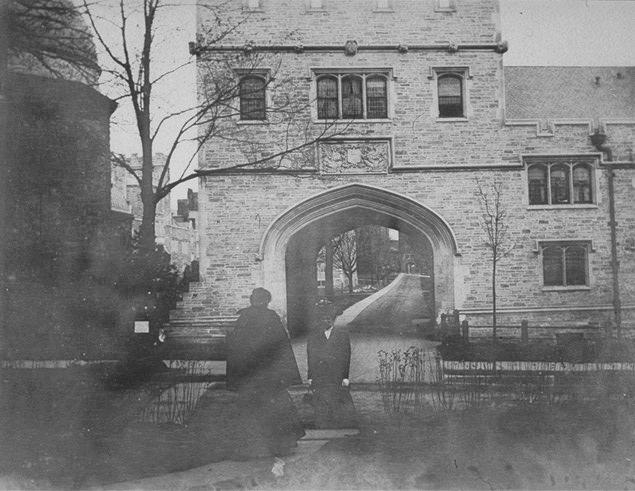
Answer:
xmin=307 ymin=305 xmax=357 ymax=428
xmin=226 ymin=288 xmax=305 ymax=460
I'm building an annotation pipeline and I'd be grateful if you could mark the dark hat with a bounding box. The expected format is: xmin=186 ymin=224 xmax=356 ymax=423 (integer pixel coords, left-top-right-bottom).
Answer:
xmin=250 ymin=287 xmax=272 ymax=305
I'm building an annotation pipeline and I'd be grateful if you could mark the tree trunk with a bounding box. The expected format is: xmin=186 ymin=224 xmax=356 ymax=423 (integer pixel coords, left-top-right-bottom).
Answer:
xmin=492 ymin=258 xmax=497 ymax=340
xmin=138 ymin=119 xmax=156 ymax=252
xmin=139 ymin=191 xmax=157 ymax=252
xmin=325 ymin=242 xmax=334 ymax=299
xmin=346 ymin=272 xmax=354 ymax=294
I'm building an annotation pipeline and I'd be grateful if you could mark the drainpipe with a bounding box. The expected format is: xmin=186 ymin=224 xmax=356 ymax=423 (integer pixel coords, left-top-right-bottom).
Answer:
xmin=590 ymin=129 xmax=622 ymax=337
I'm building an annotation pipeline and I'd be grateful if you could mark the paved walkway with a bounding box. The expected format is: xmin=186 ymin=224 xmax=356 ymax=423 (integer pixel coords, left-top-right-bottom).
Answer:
xmin=165 ymin=333 xmax=439 ymax=384
xmin=289 ymin=273 xmax=439 ymax=383
xmin=292 ymin=333 xmax=439 ymax=384
xmin=341 ymin=273 xmax=433 ymax=329
xmin=97 ymin=430 xmax=358 ymax=490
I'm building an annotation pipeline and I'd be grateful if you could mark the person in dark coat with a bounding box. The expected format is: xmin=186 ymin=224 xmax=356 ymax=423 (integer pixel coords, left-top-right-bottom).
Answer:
xmin=307 ymin=304 xmax=357 ymax=428
xmin=226 ymin=288 xmax=305 ymax=460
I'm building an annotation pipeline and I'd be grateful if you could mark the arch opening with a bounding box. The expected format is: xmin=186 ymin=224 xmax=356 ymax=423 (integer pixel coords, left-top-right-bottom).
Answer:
xmin=260 ymin=184 xmax=459 ymax=334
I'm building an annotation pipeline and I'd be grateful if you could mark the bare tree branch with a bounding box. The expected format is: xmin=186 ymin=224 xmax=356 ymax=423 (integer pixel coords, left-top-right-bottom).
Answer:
xmin=475 ymin=178 xmax=515 ymax=336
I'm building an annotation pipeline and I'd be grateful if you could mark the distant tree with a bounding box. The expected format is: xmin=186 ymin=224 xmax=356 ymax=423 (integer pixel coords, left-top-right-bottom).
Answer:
xmin=475 ymin=179 xmax=515 ymax=339
xmin=331 ymin=230 xmax=359 ymax=294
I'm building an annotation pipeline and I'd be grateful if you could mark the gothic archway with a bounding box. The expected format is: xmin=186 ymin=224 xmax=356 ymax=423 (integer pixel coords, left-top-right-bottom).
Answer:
xmin=259 ymin=184 xmax=460 ymax=332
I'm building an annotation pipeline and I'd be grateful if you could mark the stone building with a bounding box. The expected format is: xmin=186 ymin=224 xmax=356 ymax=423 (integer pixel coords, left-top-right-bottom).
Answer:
xmin=3 ymin=2 xmax=132 ymax=358
xmin=176 ymin=189 xmax=199 ymax=231
xmin=178 ymin=0 xmax=634 ymax=335
xmin=111 ymin=158 xmax=199 ymax=272
xmin=171 ymin=189 xmax=200 ymax=271
xmin=123 ymin=153 xmax=173 ymax=242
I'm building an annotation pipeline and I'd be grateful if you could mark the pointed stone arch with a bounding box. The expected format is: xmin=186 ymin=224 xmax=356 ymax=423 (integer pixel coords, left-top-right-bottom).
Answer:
xmin=259 ymin=184 xmax=460 ymax=325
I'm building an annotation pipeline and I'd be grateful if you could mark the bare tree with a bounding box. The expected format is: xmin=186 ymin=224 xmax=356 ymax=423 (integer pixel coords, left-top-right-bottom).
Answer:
xmin=331 ymin=230 xmax=359 ymax=294
xmin=82 ymin=0 xmax=342 ymax=252
xmin=475 ymin=179 xmax=514 ymax=339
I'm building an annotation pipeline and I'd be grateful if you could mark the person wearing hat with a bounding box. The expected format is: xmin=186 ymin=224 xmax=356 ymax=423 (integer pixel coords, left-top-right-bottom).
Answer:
xmin=226 ymin=287 xmax=304 ymax=463
xmin=307 ymin=303 xmax=357 ymax=428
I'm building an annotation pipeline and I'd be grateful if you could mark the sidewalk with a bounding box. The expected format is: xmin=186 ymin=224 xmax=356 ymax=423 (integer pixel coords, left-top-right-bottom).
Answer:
xmin=292 ymin=333 xmax=438 ymax=384
xmin=96 ymin=430 xmax=358 ymax=491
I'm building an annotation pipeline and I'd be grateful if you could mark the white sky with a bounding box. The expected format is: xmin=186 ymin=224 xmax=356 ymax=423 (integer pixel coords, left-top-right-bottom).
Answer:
xmin=103 ymin=0 xmax=635 ymax=206
xmin=500 ymin=0 xmax=635 ymax=66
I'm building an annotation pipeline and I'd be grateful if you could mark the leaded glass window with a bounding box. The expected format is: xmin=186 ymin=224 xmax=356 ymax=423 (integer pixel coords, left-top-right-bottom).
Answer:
xmin=317 ymin=76 xmax=338 ymax=119
xmin=366 ymin=76 xmax=387 ymax=119
xmin=527 ymin=159 xmax=595 ymax=206
xmin=341 ymin=76 xmax=363 ymax=119
xmin=314 ymin=71 xmax=390 ymax=120
xmin=239 ymin=76 xmax=266 ymax=120
xmin=528 ymin=164 xmax=548 ymax=205
xmin=573 ymin=165 xmax=593 ymax=203
xmin=550 ymin=164 xmax=570 ymax=204
xmin=542 ymin=243 xmax=589 ymax=287
xmin=438 ymin=74 xmax=463 ymax=117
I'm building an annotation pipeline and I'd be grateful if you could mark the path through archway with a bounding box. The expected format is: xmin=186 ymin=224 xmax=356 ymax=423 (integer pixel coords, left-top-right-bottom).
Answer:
xmin=260 ymin=184 xmax=460 ymax=335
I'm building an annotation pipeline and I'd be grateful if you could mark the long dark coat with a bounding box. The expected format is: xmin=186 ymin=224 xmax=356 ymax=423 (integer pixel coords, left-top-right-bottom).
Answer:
xmin=307 ymin=327 xmax=351 ymax=387
xmin=226 ymin=305 xmax=302 ymax=391
xmin=307 ymin=327 xmax=357 ymax=428
xmin=225 ymin=305 xmax=304 ymax=457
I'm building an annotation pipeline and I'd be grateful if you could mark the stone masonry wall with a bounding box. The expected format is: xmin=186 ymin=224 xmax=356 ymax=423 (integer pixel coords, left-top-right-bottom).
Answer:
xmin=191 ymin=0 xmax=635 ymax=327
xmin=198 ymin=0 xmax=500 ymax=46
xmin=195 ymin=169 xmax=635 ymax=325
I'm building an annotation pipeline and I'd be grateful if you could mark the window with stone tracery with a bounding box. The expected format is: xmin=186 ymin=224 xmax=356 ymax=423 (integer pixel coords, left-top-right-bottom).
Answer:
xmin=541 ymin=242 xmax=589 ymax=287
xmin=315 ymin=70 xmax=390 ymax=120
xmin=526 ymin=159 xmax=595 ymax=206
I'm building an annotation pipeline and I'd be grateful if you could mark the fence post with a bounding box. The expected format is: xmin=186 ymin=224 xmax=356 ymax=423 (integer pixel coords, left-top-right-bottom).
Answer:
xmin=521 ymin=319 xmax=529 ymax=344
xmin=461 ymin=319 xmax=469 ymax=342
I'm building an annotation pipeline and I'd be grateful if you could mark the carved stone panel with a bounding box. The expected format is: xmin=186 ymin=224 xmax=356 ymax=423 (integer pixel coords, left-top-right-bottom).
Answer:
xmin=318 ymin=139 xmax=391 ymax=174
